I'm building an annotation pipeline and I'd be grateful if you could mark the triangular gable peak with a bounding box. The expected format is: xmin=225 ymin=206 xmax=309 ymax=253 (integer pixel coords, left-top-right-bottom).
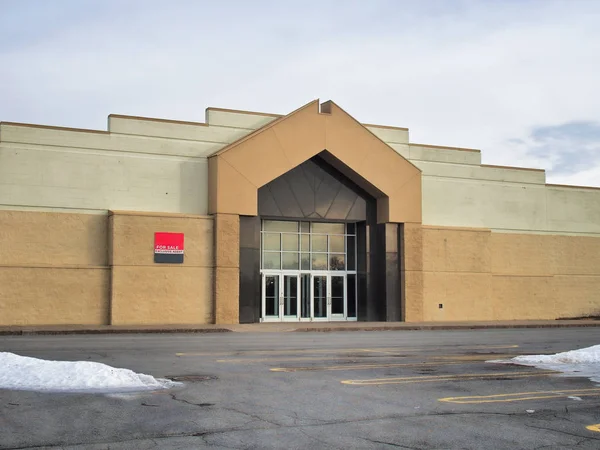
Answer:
xmin=208 ymin=100 xmax=421 ymax=224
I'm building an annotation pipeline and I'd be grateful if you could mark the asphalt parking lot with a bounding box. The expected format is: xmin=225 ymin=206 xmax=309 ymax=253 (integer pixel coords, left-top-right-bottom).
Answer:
xmin=1 ymin=328 xmax=600 ymax=449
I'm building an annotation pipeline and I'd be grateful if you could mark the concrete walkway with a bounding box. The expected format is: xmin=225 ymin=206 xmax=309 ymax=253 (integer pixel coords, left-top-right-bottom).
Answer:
xmin=1 ymin=319 xmax=599 ymax=335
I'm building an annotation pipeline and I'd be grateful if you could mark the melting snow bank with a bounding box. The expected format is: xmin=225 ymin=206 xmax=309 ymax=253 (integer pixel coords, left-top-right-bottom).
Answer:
xmin=0 ymin=352 xmax=180 ymax=393
xmin=488 ymin=344 xmax=600 ymax=383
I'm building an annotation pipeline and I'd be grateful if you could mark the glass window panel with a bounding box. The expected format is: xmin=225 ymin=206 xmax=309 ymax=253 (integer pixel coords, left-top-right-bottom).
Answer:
xmin=262 ymin=252 xmax=280 ymax=270
xmin=311 ymin=235 xmax=327 ymax=252
xmin=347 ymin=274 xmax=357 ymax=318
xmin=312 ymin=222 xmax=345 ymax=235
xmin=331 ymin=276 xmax=344 ymax=298
xmin=300 ymin=274 xmax=310 ymax=318
xmin=263 ymin=220 xmax=298 ymax=233
xmin=331 ymin=276 xmax=344 ymax=315
xmin=265 ymin=275 xmax=277 ymax=298
xmin=300 ymin=222 xmax=310 ymax=233
xmin=347 ymin=223 xmax=356 ymax=235
xmin=264 ymin=276 xmax=279 ymax=316
xmin=300 ymin=253 xmax=310 ymax=270
xmin=300 ymin=234 xmax=310 ymax=252
xmin=347 ymin=235 xmax=356 ymax=270
xmin=313 ymin=276 xmax=327 ymax=318
xmin=329 ymin=253 xmax=345 ymax=270
xmin=332 ymin=296 xmax=344 ymax=315
xmin=283 ymin=275 xmax=298 ymax=316
xmin=282 ymin=252 xmax=299 ymax=270
xmin=329 ymin=235 xmax=345 ymax=253
xmin=282 ymin=234 xmax=299 ymax=251
xmin=262 ymin=233 xmax=280 ymax=251
xmin=311 ymin=253 xmax=327 ymax=270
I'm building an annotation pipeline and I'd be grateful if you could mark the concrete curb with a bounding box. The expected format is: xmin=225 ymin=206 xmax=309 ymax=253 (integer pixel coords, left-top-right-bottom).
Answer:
xmin=0 ymin=328 xmax=232 ymax=336
xmin=1 ymin=321 xmax=600 ymax=335
xmin=291 ymin=323 xmax=600 ymax=332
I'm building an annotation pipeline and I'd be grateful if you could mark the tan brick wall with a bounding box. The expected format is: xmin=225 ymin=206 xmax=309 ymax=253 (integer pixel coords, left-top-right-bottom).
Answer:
xmin=0 ymin=210 xmax=108 ymax=266
xmin=108 ymin=211 xmax=214 ymax=325
xmin=0 ymin=210 xmax=109 ymax=326
xmin=110 ymin=266 xmax=212 ymax=325
xmin=0 ymin=267 xmax=109 ymax=326
xmin=403 ymin=223 xmax=423 ymax=322
xmin=418 ymin=226 xmax=600 ymax=321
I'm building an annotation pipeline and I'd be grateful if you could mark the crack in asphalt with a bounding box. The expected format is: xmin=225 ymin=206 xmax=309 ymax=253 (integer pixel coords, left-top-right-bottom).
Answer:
xmin=5 ymin=409 xmax=600 ymax=449
xmin=296 ymin=428 xmax=339 ymax=449
xmin=358 ymin=437 xmax=421 ymax=449
xmin=524 ymin=423 xmax=600 ymax=442
xmin=169 ymin=393 xmax=214 ymax=408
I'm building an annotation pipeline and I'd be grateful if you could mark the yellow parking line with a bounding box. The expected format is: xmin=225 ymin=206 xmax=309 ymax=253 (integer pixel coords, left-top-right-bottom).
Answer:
xmin=440 ymin=388 xmax=600 ymax=404
xmin=217 ymin=355 xmax=378 ymax=363
xmin=341 ymin=370 xmax=558 ymax=385
xmin=176 ymin=344 xmax=519 ymax=358
xmin=271 ymin=361 xmax=468 ymax=372
xmin=430 ymin=354 xmax=528 ymax=361
xmin=217 ymin=352 xmax=517 ymax=364
xmin=586 ymin=423 xmax=600 ymax=432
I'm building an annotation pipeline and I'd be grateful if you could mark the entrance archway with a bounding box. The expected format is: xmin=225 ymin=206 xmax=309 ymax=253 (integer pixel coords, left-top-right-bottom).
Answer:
xmin=208 ymin=100 xmax=422 ymax=324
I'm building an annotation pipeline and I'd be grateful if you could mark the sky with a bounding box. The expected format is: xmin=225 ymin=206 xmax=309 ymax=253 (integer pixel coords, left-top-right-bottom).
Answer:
xmin=1 ymin=0 xmax=599 ymax=187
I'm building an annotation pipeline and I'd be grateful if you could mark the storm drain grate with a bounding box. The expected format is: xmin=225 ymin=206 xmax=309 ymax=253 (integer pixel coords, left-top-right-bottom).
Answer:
xmin=165 ymin=375 xmax=217 ymax=382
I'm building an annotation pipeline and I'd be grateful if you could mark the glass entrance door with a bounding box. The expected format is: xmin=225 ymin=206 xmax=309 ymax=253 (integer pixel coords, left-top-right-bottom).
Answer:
xmin=262 ymin=272 xmax=348 ymax=322
xmin=311 ymin=273 xmax=346 ymax=321
xmin=262 ymin=273 xmax=300 ymax=322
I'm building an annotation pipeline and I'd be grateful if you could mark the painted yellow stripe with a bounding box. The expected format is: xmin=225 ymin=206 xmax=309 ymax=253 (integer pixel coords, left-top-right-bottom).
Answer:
xmin=217 ymin=355 xmax=380 ymax=363
xmin=440 ymin=388 xmax=600 ymax=404
xmin=176 ymin=344 xmax=519 ymax=358
xmin=586 ymin=423 xmax=600 ymax=432
xmin=341 ymin=370 xmax=558 ymax=385
xmin=218 ymin=353 xmax=517 ymax=364
xmin=430 ymin=354 xmax=534 ymax=361
xmin=215 ymin=348 xmax=522 ymax=364
xmin=271 ymin=360 xmax=488 ymax=372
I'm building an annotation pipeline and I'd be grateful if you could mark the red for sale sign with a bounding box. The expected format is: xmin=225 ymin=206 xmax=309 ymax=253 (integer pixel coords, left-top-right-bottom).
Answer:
xmin=154 ymin=232 xmax=184 ymax=263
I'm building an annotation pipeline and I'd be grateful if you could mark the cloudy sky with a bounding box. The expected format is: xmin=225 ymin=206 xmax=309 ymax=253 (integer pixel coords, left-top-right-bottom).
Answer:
xmin=1 ymin=0 xmax=599 ymax=186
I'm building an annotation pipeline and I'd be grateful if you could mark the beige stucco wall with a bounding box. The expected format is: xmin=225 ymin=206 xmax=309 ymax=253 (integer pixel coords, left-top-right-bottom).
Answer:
xmin=3 ymin=103 xmax=599 ymax=237
xmin=0 ymin=210 xmax=109 ymax=326
xmin=109 ymin=211 xmax=214 ymax=325
xmin=414 ymin=226 xmax=600 ymax=321
xmin=0 ymin=113 xmax=266 ymax=215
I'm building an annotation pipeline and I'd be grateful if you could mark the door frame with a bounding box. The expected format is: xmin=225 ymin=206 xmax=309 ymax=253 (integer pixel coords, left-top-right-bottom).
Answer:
xmin=261 ymin=271 xmax=302 ymax=322
xmin=260 ymin=270 xmax=356 ymax=322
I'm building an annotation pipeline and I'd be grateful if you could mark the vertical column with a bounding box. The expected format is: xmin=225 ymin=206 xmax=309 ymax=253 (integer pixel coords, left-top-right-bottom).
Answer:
xmin=214 ymin=213 xmax=240 ymax=324
xmin=356 ymin=221 xmax=369 ymax=321
xmin=239 ymin=216 xmax=261 ymax=323
xmin=384 ymin=223 xmax=401 ymax=322
xmin=369 ymin=222 xmax=385 ymax=321
xmin=402 ymin=222 xmax=423 ymax=322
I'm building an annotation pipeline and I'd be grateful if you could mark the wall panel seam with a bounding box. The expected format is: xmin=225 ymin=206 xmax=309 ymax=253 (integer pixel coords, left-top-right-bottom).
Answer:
xmin=421 ymin=174 xmax=545 ymax=186
xmin=2 ymin=142 xmax=212 ymax=161
xmin=418 ymin=270 xmax=492 ymax=274
xmin=0 ymin=265 xmax=110 ymax=269
xmin=110 ymin=264 xmax=215 ymax=268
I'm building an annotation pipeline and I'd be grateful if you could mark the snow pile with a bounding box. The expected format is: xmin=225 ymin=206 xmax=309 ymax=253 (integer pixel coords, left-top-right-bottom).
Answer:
xmin=489 ymin=344 xmax=600 ymax=383
xmin=0 ymin=352 xmax=179 ymax=393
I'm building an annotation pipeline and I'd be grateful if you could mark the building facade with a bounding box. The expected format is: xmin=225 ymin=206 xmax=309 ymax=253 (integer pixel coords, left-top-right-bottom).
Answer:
xmin=1 ymin=100 xmax=599 ymax=326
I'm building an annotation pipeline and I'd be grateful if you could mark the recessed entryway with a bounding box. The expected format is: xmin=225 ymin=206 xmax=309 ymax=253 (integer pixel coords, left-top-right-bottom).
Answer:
xmin=260 ymin=220 xmax=357 ymax=322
